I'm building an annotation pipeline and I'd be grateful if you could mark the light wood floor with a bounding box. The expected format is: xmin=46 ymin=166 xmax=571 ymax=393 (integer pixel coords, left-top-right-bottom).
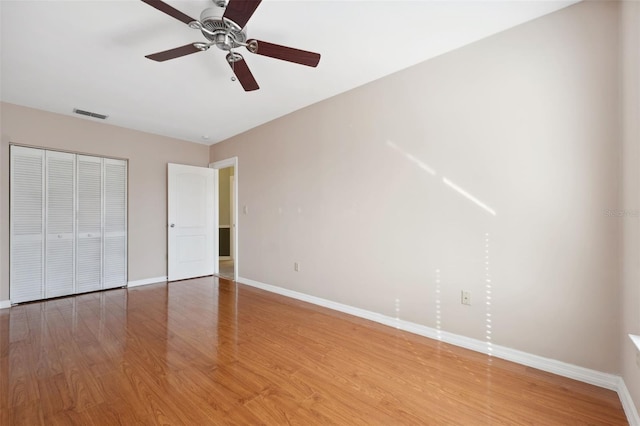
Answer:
xmin=0 ymin=276 xmax=627 ymax=425
xmin=218 ymin=259 xmax=235 ymax=280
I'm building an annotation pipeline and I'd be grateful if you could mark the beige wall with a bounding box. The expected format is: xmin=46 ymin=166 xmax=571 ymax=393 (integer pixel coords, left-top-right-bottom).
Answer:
xmin=211 ymin=1 xmax=622 ymax=373
xmin=0 ymin=102 xmax=210 ymax=300
xmin=621 ymin=0 xmax=640 ymax=411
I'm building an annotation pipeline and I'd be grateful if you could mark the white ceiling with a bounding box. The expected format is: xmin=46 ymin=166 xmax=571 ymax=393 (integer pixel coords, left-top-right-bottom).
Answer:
xmin=1 ymin=0 xmax=578 ymax=145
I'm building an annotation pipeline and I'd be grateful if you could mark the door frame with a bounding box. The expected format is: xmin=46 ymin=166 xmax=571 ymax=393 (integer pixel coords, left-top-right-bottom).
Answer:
xmin=229 ymin=175 xmax=235 ymax=261
xmin=209 ymin=157 xmax=238 ymax=281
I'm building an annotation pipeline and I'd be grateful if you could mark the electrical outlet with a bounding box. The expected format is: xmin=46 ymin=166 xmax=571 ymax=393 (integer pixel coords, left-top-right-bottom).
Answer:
xmin=243 ymin=205 xmax=248 ymax=215
xmin=461 ymin=291 xmax=471 ymax=305
xmin=294 ymin=262 xmax=299 ymax=272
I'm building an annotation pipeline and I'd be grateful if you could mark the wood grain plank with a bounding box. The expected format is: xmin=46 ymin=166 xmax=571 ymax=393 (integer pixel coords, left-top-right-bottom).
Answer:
xmin=0 ymin=279 xmax=628 ymax=425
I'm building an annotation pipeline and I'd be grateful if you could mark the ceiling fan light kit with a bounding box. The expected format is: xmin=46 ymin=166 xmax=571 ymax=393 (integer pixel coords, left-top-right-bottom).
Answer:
xmin=141 ymin=0 xmax=321 ymax=91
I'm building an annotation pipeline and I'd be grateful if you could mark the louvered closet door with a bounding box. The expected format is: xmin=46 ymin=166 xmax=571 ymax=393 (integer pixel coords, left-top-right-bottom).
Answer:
xmin=103 ymin=159 xmax=127 ymax=289
xmin=77 ymin=155 xmax=103 ymax=293
xmin=45 ymin=151 xmax=76 ymax=298
xmin=10 ymin=146 xmax=45 ymax=303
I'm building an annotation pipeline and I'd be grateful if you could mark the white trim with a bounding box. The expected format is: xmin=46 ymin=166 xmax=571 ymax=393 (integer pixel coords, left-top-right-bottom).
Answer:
xmin=230 ymin=175 xmax=235 ymax=261
xmin=209 ymin=157 xmax=238 ymax=282
xmin=238 ymin=276 xmax=623 ymax=391
xmin=630 ymin=334 xmax=640 ymax=352
xmin=209 ymin=158 xmax=237 ymax=169
xmin=212 ymin=167 xmax=220 ymax=276
xmin=0 ymin=300 xmax=11 ymax=309
xmin=618 ymin=377 xmax=640 ymax=426
xmin=127 ymin=276 xmax=167 ymax=288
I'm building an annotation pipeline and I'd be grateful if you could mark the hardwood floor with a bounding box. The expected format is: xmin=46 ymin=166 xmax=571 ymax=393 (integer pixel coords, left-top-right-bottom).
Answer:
xmin=218 ymin=259 xmax=235 ymax=280
xmin=0 ymin=276 xmax=627 ymax=425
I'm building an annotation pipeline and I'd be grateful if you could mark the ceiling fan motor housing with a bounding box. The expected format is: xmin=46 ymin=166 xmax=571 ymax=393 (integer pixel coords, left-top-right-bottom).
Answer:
xmin=200 ymin=6 xmax=247 ymax=51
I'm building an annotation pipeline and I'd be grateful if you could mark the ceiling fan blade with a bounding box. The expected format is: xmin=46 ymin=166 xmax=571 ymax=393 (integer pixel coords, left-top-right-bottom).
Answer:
xmin=145 ymin=44 xmax=205 ymax=62
xmin=246 ymin=39 xmax=320 ymax=67
xmin=140 ymin=0 xmax=196 ymax=25
xmin=226 ymin=53 xmax=259 ymax=91
xmin=223 ymin=0 xmax=262 ymax=29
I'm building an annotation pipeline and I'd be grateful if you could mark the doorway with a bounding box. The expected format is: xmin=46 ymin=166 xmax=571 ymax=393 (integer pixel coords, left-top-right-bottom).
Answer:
xmin=210 ymin=158 xmax=238 ymax=281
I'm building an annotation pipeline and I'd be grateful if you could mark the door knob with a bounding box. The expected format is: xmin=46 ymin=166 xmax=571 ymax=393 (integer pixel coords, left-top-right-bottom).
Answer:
xmin=170 ymin=224 xmax=175 ymax=228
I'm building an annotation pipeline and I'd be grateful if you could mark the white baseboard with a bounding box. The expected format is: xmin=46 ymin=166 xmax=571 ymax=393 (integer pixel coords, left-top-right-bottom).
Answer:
xmin=127 ymin=276 xmax=167 ymax=288
xmin=618 ymin=378 xmax=640 ymax=426
xmin=0 ymin=300 xmax=11 ymax=309
xmin=238 ymin=276 xmax=639 ymax=424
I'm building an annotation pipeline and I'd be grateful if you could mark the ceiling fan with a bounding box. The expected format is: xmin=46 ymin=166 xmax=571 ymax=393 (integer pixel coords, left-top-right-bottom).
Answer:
xmin=141 ymin=0 xmax=321 ymax=91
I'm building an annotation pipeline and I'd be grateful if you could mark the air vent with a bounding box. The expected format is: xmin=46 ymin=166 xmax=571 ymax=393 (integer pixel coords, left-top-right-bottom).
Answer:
xmin=73 ymin=108 xmax=108 ymax=120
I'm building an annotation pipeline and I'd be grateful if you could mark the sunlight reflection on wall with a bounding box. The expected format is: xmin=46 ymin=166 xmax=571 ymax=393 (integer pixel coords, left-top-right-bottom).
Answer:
xmin=386 ymin=140 xmax=437 ymax=176
xmin=442 ymin=178 xmax=497 ymax=217
xmin=485 ymin=232 xmax=493 ymax=356
xmin=386 ymin=139 xmax=496 ymax=348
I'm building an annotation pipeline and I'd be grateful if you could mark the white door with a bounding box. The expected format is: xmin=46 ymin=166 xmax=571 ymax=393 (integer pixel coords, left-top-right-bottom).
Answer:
xmin=45 ymin=150 xmax=76 ymax=298
xmin=168 ymin=163 xmax=215 ymax=281
xmin=103 ymin=158 xmax=128 ymax=289
xmin=76 ymin=155 xmax=103 ymax=293
xmin=11 ymin=147 xmax=128 ymax=303
xmin=10 ymin=146 xmax=45 ymax=303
